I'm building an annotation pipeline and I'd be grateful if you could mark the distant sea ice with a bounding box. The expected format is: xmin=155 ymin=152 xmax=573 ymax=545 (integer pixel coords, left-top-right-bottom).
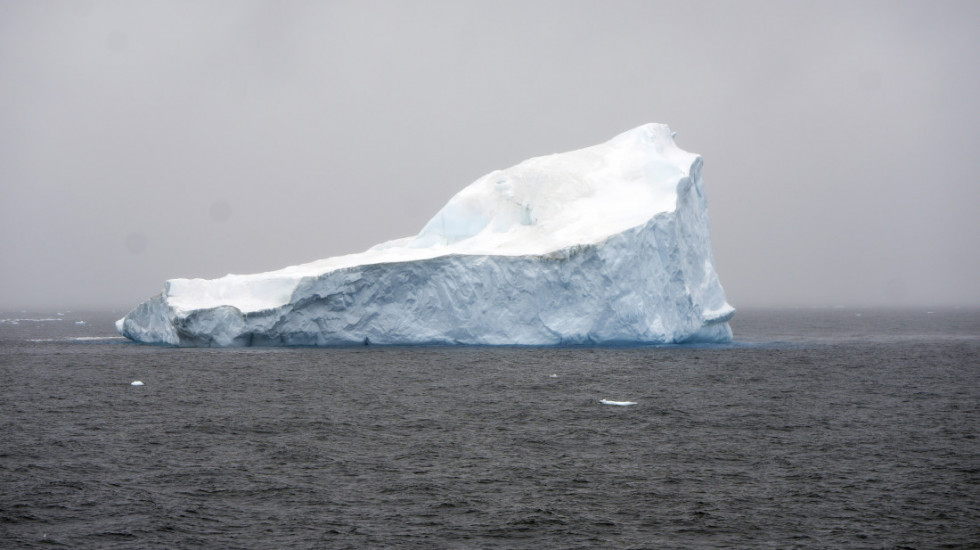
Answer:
xmin=600 ymin=399 xmax=637 ymax=406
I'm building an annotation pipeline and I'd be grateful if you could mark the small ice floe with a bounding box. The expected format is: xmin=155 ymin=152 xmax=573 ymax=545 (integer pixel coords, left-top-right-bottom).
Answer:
xmin=600 ymin=399 xmax=637 ymax=406
xmin=130 ymin=380 xmax=144 ymax=386
xmin=1 ymin=318 xmax=62 ymax=324
xmin=28 ymin=336 xmax=126 ymax=343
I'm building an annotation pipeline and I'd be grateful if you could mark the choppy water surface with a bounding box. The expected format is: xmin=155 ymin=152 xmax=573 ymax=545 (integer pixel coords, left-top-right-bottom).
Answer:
xmin=1 ymin=309 xmax=977 ymax=548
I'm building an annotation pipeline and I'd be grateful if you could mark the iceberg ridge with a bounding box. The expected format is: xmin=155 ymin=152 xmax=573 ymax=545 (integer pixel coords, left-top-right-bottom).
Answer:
xmin=117 ymin=123 xmax=734 ymax=346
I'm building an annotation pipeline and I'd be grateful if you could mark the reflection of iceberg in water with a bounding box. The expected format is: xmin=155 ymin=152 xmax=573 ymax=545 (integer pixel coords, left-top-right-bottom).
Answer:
xmin=117 ymin=124 xmax=734 ymax=347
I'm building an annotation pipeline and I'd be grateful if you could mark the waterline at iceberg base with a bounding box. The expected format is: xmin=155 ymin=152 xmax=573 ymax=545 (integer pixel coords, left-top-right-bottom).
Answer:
xmin=117 ymin=123 xmax=734 ymax=346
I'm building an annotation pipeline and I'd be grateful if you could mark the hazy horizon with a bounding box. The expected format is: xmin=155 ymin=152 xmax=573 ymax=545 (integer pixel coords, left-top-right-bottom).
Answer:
xmin=2 ymin=1 xmax=978 ymax=311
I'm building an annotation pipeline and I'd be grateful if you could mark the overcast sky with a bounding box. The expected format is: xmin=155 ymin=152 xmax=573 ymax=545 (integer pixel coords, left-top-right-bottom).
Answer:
xmin=2 ymin=0 xmax=978 ymax=310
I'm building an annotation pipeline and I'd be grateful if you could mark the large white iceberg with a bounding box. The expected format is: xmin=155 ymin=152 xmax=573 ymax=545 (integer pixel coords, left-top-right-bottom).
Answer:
xmin=117 ymin=123 xmax=734 ymax=346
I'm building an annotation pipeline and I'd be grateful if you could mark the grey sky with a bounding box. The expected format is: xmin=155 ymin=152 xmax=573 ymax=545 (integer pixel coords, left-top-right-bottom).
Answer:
xmin=1 ymin=0 xmax=978 ymax=310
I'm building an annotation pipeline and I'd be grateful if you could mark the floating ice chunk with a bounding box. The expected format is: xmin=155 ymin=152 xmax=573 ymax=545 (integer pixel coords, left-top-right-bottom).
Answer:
xmin=131 ymin=380 xmax=144 ymax=386
xmin=600 ymin=399 xmax=637 ymax=406
xmin=117 ymin=123 xmax=734 ymax=347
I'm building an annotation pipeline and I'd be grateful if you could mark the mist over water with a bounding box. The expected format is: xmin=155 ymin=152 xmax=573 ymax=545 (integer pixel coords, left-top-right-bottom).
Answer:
xmin=1 ymin=309 xmax=977 ymax=548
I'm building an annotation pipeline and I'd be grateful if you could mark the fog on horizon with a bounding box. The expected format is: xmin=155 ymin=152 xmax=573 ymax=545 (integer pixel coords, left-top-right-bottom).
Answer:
xmin=2 ymin=1 xmax=978 ymax=311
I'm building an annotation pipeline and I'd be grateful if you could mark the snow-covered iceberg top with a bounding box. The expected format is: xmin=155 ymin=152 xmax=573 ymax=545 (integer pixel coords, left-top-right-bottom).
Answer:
xmin=166 ymin=124 xmax=696 ymax=314
xmin=118 ymin=123 xmax=734 ymax=346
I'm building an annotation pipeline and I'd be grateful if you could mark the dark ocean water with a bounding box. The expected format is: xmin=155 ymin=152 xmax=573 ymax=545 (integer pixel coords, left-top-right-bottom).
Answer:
xmin=1 ymin=308 xmax=977 ymax=549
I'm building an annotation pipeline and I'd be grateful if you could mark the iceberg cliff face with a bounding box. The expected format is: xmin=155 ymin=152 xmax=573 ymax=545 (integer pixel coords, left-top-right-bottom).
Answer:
xmin=117 ymin=123 xmax=734 ymax=346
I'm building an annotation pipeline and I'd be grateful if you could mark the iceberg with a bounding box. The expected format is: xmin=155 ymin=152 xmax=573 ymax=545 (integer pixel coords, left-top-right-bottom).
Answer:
xmin=117 ymin=123 xmax=734 ymax=347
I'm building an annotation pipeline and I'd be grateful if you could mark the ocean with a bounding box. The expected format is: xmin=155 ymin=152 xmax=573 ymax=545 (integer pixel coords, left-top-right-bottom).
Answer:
xmin=1 ymin=308 xmax=977 ymax=549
